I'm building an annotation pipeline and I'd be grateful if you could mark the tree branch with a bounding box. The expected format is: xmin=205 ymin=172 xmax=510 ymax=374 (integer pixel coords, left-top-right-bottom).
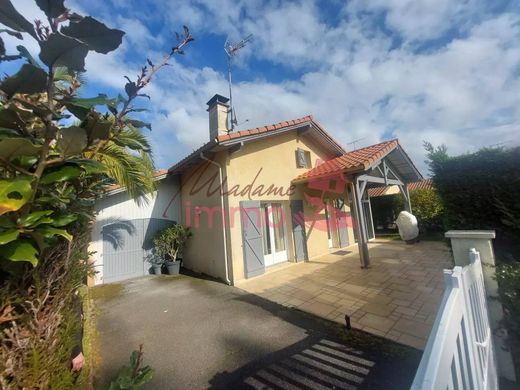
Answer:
xmin=89 ymin=32 xmax=193 ymax=158
xmin=30 ymin=68 xmax=56 ymax=202
xmin=0 ymin=158 xmax=35 ymax=176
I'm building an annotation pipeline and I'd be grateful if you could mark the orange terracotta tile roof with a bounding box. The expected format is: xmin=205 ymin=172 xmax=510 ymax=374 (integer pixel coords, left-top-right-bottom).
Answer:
xmin=367 ymin=179 xmax=433 ymax=197
xmin=105 ymin=169 xmax=168 ymax=193
xmin=408 ymin=178 xmax=433 ymax=191
xmin=167 ymin=141 xmax=216 ymax=174
xmin=293 ymin=139 xmax=399 ymax=182
xmin=216 ymin=115 xmax=344 ymax=154
xmin=217 ymin=115 xmax=314 ymax=142
xmin=366 ymin=186 xmax=390 ymax=197
xmin=168 ymin=114 xmax=345 ymax=174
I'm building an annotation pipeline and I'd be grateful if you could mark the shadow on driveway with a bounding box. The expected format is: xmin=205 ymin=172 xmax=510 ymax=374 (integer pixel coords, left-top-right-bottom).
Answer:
xmin=92 ymin=275 xmax=421 ymax=389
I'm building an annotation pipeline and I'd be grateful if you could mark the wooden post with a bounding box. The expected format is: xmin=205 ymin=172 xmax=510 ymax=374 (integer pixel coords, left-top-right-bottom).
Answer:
xmin=352 ymin=180 xmax=370 ymax=268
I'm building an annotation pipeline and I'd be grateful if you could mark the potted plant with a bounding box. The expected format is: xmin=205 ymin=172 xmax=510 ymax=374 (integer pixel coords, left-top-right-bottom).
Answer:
xmin=153 ymin=224 xmax=192 ymax=275
xmin=145 ymin=252 xmax=164 ymax=275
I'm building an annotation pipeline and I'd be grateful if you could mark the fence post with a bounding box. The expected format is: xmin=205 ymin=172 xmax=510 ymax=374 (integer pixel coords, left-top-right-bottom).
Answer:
xmin=445 ymin=230 xmax=516 ymax=382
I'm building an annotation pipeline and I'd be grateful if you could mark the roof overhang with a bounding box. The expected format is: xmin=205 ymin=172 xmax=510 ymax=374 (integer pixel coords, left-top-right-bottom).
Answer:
xmin=103 ymin=171 xmax=170 ymax=197
xmin=218 ymin=121 xmax=345 ymax=156
xmin=292 ymin=140 xmax=422 ymax=185
xmin=167 ymin=141 xmax=217 ymax=175
xmin=168 ymin=117 xmax=346 ymax=176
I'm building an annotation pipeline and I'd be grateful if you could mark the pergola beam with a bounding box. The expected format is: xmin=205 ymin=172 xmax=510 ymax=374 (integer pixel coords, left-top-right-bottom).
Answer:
xmin=358 ymin=175 xmax=403 ymax=186
xmin=358 ymin=158 xmax=405 ymax=187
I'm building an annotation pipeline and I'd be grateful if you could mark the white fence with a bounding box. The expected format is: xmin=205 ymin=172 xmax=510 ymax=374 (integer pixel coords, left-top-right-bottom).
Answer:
xmin=411 ymin=249 xmax=498 ymax=390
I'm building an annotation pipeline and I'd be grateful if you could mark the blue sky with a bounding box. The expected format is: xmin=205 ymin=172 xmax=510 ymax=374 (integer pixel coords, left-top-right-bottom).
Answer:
xmin=2 ymin=0 xmax=520 ymax=175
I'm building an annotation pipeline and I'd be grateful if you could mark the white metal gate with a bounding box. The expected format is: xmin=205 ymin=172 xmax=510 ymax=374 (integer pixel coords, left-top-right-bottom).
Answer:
xmin=411 ymin=248 xmax=498 ymax=390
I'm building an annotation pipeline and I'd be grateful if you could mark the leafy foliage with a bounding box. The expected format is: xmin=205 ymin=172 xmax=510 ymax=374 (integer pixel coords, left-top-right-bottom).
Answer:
xmin=425 ymin=144 xmax=520 ymax=242
xmin=38 ymin=32 xmax=89 ymax=71
xmin=496 ymin=259 xmax=520 ymax=372
xmin=109 ymin=345 xmax=154 ymax=390
xmin=496 ymin=262 xmax=520 ymax=342
xmin=0 ymin=0 xmax=193 ymax=387
xmin=0 ymin=175 xmax=32 ymax=215
xmin=0 ymin=0 xmax=36 ymax=39
xmin=61 ymin=16 xmax=124 ymax=54
xmin=0 ymin=64 xmax=48 ymax=97
xmin=0 ymin=0 xmax=194 ymax=268
xmin=35 ymin=0 xmax=67 ymax=19
xmin=393 ymin=187 xmax=444 ymax=232
xmin=153 ymin=224 xmax=192 ymax=262
xmin=0 ymin=227 xmax=92 ymax=389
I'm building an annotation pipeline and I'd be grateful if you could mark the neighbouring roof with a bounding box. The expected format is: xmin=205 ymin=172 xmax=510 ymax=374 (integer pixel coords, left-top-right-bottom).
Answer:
xmin=408 ymin=178 xmax=433 ymax=191
xmin=367 ymin=178 xmax=433 ymax=197
xmin=293 ymin=139 xmax=421 ymax=183
xmin=168 ymin=115 xmax=345 ymax=174
xmin=105 ymin=169 xmax=169 ymax=195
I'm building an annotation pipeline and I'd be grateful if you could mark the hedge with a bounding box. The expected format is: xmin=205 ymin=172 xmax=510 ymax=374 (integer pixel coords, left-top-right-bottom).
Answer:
xmin=426 ymin=143 xmax=520 ymax=372
xmin=428 ymin=146 xmax=520 ymax=247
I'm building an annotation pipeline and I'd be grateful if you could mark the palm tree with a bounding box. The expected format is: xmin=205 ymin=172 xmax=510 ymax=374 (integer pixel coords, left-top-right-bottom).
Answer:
xmin=56 ymin=68 xmax=157 ymax=203
xmin=90 ymin=124 xmax=157 ymax=204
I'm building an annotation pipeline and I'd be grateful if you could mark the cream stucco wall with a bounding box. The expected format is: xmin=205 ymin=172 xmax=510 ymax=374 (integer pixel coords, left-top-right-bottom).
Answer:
xmin=224 ymin=131 xmax=354 ymax=283
xmin=180 ymin=153 xmax=228 ymax=281
xmin=178 ymin=130 xmax=355 ymax=284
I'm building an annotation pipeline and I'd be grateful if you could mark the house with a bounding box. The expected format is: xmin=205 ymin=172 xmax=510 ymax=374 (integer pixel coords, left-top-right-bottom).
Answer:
xmin=89 ymin=94 xmax=422 ymax=285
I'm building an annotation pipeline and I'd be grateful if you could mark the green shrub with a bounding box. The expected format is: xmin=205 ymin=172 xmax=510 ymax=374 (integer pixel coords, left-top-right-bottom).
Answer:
xmin=0 ymin=227 xmax=92 ymax=389
xmin=109 ymin=345 xmax=154 ymax=390
xmin=496 ymin=261 xmax=520 ymax=367
xmin=0 ymin=0 xmax=193 ymax=386
xmin=153 ymin=225 xmax=192 ymax=262
xmin=496 ymin=262 xmax=520 ymax=338
xmin=393 ymin=187 xmax=444 ymax=232
xmin=425 ymin=143 xmax=520 ymax=245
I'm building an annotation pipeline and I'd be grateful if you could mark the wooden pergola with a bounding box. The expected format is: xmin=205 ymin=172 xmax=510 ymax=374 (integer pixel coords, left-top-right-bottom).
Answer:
xmin=293 ymin=139 xmax=423 ymax=268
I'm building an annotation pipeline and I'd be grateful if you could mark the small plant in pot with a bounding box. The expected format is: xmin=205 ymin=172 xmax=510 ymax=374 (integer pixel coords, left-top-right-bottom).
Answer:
xmin=147 ymin=254 xmax=164 ymax=275
xmin=153 ymin=224 xmax=192 ymax=275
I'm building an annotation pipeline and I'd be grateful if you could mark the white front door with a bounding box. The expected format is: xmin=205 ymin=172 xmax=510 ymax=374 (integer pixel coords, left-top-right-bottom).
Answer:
xmin=260 ymin=203 xmax=288 ymax=267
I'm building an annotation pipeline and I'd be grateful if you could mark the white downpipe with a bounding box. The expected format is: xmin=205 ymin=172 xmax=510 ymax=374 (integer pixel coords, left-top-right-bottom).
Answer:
xmin=200 ymin=153 xmax=231 ymax=285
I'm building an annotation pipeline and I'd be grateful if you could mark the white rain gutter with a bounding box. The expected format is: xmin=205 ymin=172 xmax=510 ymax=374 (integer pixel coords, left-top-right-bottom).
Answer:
xmin=200 ymin=153 xmax=231 ymax=285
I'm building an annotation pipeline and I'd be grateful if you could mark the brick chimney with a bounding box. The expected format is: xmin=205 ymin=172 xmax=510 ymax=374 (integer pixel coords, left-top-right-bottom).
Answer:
xmin=206 ymin=94 xmax=229 ymax=140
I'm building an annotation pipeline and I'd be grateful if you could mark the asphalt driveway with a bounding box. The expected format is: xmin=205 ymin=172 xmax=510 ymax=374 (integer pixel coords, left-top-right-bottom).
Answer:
xmin=92 ymin=274 xmax=422 ymax=389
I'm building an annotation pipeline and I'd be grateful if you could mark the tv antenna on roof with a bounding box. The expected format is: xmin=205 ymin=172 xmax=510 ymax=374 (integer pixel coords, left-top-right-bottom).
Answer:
xmin=224 ymin=34 xmax=253 ymax=131
xmin=347 ymin=137 xmax=366 ymax=150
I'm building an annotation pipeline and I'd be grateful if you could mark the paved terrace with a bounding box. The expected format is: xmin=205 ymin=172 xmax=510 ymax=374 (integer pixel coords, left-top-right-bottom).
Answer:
xmin=237 ymin=239 xmax=453 ymax=350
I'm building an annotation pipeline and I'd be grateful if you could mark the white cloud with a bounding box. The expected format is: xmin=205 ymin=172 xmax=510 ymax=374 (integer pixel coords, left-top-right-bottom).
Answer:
xmin=3 ymin=0 xmax=519 ymax=177
xmin=348 ymin=0 xmax=480 ymax=42
xmin=140 ymin=4 xmax=520 ymax=175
